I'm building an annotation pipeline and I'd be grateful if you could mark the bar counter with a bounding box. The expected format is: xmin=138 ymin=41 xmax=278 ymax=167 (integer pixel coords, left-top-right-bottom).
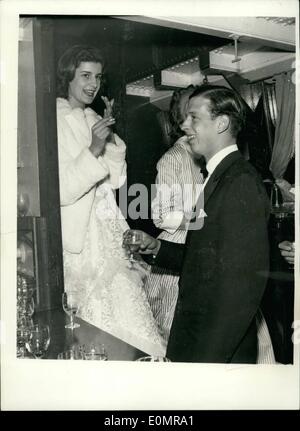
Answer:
xmin=32 ymin=308 xmax=146 ymax=361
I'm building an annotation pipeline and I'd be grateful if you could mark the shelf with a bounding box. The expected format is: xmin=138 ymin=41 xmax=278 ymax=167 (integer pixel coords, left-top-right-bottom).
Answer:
xmin=125 ymin=40 xmax=295 ymax=106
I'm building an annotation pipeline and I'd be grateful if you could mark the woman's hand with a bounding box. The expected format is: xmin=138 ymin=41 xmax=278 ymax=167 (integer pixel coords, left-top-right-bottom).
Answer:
xmin=102 ymin=96 xmax=114 ymax=119
xmin=89 ymin=116 xmax=116 ymax=158
xmin=278 ymin=240 xmax=295 ymax=265
xmin=102 ymin=96 xmax=116 ymax=145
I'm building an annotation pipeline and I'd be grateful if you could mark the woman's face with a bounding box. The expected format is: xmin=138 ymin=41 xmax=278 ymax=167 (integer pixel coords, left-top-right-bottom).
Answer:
xmin=178 ymin=91 xmax=194 ymax=131
xmin=68 ymin=61 xmax=103 ymax=109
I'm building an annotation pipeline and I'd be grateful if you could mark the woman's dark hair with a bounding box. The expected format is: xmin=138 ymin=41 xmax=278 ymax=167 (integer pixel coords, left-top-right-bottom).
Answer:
xmin=169 ymin=85 xmax=196 ymax=141
xmin=56 ymin=45 xmax=105 ymax=99
xmin=189 ymin=85 xmax=247 ymax=137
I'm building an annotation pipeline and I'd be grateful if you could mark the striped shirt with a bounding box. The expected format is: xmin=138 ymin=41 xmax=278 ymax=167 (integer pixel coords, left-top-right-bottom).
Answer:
xmin=145 ymin=138 xmax=203 ymax=342
xmin=152 ymin=137 xmax=204 ymax=243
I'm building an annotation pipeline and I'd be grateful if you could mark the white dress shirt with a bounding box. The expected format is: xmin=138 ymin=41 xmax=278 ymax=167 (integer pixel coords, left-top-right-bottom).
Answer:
xmin=203 ymin=144 xmax=238 ymax=188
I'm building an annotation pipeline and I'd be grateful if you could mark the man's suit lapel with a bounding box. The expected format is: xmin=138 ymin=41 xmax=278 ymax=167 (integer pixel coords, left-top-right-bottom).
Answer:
xmin=204 ymin=151 xmax=242 ymax=206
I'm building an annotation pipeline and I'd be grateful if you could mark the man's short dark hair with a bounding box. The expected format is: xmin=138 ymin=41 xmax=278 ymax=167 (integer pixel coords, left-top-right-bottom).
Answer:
xmin=189 ymin=85 xmax=247 ymax=137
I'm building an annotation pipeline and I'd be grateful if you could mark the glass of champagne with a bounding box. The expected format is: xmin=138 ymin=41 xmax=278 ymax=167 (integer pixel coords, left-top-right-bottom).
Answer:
xmin=123 ymin=230 xmax=143 ymax=265
xmin=62 ymin=291 xmax=80 ymax=329
xmin=25 ymin=324 xmax=50 ymax=359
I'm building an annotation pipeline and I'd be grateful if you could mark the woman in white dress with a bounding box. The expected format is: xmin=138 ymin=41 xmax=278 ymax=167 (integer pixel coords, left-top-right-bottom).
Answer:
xmin=56 ymin=45 xmax=165 ymax=356
xmin=144 ymin=86 xmax=204 ymax=343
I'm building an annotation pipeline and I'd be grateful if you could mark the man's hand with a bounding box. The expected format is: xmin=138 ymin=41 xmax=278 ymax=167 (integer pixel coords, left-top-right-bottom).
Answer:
xmin=123 ymin=229 xmax=161 ymax=255
xmin=278 ymin=240 xmax=295 ymax=266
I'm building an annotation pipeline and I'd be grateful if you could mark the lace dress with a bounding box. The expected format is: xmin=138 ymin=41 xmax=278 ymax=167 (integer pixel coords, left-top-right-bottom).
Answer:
xmin=63 ymin=184 xmax=166 ymax=356
xmin=57 ymin=97 xmax=165 ymax=356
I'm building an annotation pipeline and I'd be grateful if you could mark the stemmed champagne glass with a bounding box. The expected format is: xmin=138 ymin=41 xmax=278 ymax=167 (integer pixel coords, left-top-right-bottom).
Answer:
xmin=123 ymin=230 xmax=143 ymax=265
xmin=62 ymin=291 xmax=80 ymax=329
xmin=25 ymin=324 xmax=50 ymax=359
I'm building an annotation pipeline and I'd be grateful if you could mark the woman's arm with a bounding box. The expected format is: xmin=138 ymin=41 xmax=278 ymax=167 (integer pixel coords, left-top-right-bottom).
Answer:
xmin=102 ymin=134 xmax=127 ymax=189
xmin=57 ymin=121 xmax=111 ymax=206
xmin=58 ymin=114 xmax=127 ymax=205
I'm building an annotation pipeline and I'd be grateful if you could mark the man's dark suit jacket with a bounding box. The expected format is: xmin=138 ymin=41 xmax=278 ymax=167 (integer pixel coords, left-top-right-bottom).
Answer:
xmin=154 ymin=151 xmax=270 ymax=363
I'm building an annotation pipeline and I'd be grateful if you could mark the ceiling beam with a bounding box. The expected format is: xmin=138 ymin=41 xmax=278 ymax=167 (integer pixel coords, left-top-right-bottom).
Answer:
xmin=120 ymin=16 xmax=295 ymax=51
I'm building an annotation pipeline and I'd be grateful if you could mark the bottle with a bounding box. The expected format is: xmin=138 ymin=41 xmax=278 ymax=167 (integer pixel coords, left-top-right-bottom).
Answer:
xmin=271 ymin=182 xmax=283 ymax=208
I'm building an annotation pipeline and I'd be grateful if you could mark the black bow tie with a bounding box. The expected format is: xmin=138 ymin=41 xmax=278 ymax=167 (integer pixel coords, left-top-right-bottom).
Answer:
xmin=198 ymin=157 xmax=208 ymax=179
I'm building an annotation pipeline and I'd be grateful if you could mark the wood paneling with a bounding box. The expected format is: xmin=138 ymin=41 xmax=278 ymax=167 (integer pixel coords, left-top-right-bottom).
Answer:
xmin=31 ymin=18 xmax=64 ymax=309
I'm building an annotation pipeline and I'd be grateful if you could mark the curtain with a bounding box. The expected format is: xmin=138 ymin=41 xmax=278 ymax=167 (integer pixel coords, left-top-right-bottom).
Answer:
xmin=264 ymin=83 xmax=277 ymax=127
xmin=239 ymin=81 xmax=275 ymax=179
xmin=269 ymin=72 xmax=295 ymax=179
xmin=239 ymin=82 xmax=263 ymax=112
xmin=262 ymin=82 xmax=275 ymax=155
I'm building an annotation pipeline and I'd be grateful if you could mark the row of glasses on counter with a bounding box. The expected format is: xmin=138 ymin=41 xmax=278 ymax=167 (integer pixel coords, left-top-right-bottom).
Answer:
xmin=17 ymin=285 xmax=78 ymax=358
xmin=17 ymin=282 xmax=170 ymax=361
xmin=56 ymin=346 xmax=170 ymax=361
xmin=59 ymin=292 xmax=170 ymax=361
xmin=57 ymin=344 xmax=108 ymax=360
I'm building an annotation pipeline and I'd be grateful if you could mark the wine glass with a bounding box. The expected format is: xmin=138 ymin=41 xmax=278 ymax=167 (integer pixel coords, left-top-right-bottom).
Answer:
xmin=17 ymin=191 xmax=30 ymax=217
xmin=62 ymin=291 xmax=80 ymax=329
xmin=25 ymin=324 xmax=50 ymax=359
xmin=123 ymin=230 xmax=143 ymax=265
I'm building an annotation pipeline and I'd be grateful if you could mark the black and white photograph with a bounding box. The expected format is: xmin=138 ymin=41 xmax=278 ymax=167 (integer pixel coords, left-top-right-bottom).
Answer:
xmin=1 ymin=0 xmax=299 ymax=412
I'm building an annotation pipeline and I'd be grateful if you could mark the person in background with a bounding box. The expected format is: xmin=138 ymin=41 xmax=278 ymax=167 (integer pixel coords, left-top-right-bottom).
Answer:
xmin=144 ymin=85 xmax=204 ymax=343
xmin=56 ymin=45 xmax=165 ymax=356
xmin=124 ymin=85 xmax=275 ymax=363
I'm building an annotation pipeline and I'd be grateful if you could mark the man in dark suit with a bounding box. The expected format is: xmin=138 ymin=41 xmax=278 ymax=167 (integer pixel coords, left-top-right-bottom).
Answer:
xmin=124 ymin=85 xmax=271 ymax=363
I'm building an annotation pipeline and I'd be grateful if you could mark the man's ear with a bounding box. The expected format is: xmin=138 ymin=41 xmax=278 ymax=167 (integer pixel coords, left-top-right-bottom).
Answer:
xmin=217 ymin=115 xmax=230 ymax=134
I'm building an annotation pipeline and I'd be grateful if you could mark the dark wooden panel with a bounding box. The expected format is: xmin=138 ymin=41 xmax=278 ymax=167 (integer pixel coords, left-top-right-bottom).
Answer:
xmin=32 ymin=18 xmax=64 ymax=309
